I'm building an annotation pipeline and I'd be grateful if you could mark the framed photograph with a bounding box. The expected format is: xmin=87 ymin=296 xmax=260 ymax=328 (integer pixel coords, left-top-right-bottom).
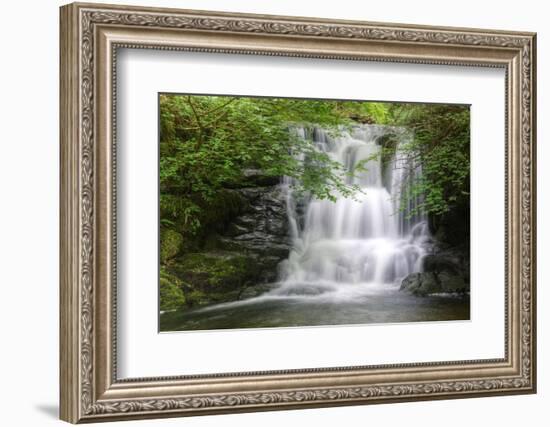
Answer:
xmin=60 ymin=2 xmax=537 ymax=423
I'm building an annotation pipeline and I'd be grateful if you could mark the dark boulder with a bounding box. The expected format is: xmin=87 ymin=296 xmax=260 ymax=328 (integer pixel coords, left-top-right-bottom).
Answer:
xmin=209 ymin=185 xmax=292 ymax=283
xmin=400 ymin=248 xmax=470 ymax=296
xmin=400 ymin=272 xmax=440 ymax=296
xmin=423 ymin=251 xmax=462 ymax=276
xmin=400 ymin=270 xmax=469 ymax=296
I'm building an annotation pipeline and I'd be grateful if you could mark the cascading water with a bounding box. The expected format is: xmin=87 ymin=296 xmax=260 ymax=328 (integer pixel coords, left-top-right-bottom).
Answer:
xmin=274 ymin=125 xmax=431 ymax=297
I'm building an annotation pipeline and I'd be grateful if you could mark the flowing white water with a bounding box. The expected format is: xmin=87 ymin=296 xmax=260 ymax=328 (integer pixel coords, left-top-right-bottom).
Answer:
xmin=274 ymin=125 xmax=431 ymax=298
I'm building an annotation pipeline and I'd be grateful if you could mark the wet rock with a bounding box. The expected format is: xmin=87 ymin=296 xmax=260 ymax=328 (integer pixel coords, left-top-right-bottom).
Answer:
xmin=239 ymin=282 xmax=279 ymax=299
xmin=168 ymin=178 xmax=292 ymax=308
xmin=439 ymin=271 xmax=468 ymax=293
xmin=400 ymin=272 xmax=440 ymax=296
xmin=423 ymin=252 xmax=461 ymax=275
xmin=422 ymin=248 xmax=470 ymax=293
xmin=400 ymin=259 xmax=470 ymax=296
xmin=401 ymin=247 xmax=470 ymax=295
xmin=209 ymin=184 xmax=292 ymax=283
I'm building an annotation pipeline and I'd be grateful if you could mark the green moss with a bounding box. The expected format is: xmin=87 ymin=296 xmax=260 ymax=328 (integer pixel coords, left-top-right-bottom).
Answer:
xmin=168 ymin=251 xmax=261 ymax=308
xmin=160 ymin=229 xmax=183 ymax=262
xmin=159 ymin=268 xmax=186 ymax=311
xmin=177 ymin=252 xmax=252 ymax=287
xmin=185 ymin=290 xmax=208 ymax=306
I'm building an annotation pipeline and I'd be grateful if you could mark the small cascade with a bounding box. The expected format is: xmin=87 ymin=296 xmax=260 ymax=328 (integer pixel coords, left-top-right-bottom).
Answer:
xmin=276 ymin=125 xmax=431 ymax=293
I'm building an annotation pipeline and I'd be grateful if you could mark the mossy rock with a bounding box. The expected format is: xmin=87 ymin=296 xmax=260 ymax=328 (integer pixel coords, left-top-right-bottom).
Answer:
xmin=170 ymin=251 xmax=262 ymax=307
xmin=175 ymin=252 xmax=258 ymax=290
xmin=159 ymin=268 xmax=186 ymax=311
xmin=160 ymin=229 xmax=183 ymax=262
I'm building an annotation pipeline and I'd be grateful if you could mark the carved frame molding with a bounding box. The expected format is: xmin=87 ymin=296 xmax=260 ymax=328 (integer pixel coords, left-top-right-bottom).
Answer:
xmin=60 ymin=2 xmax=536 ymax=423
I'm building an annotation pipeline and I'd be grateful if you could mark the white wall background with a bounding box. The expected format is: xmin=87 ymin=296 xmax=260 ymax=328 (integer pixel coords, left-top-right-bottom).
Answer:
xmin=0 ymin=0 xmax=545 ymax=425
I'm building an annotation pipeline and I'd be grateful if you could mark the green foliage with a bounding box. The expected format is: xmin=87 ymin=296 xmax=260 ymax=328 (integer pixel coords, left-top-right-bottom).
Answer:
xmin=159 ymin=94 xmax=389 ymax=233
xmin=388 ymin=104 xmax=470 ymax=216
xmin=342 ymin=101 xmax=391 ymax=124
xmin=159 ymin=93 xmax=469 ymax=239
xmin=160 ymin=190 xmax=245 ymax=238
xmin=158 ymin=95 xmax=470 ymax=313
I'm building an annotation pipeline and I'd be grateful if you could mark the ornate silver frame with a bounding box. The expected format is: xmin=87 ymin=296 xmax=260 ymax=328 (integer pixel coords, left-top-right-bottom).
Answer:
xmin=60 ymin=2 xmax=537 ymax=423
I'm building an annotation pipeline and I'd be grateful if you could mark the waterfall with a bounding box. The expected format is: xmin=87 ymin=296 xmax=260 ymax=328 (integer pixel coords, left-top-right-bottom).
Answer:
xmin=160 ymin=123 xmax=472 ymax=332
xmin=277 ymin=125 xmax=431 ymax=292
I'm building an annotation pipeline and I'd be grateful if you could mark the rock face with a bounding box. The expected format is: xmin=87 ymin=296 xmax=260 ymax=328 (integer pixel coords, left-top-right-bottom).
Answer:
xmin=214 ymin=185 xmax=291 ymax=283
xmin=161 ymin=170 xmax=292 ymax=310
xmin=400 ymin=248 xmax=469 ymax=296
